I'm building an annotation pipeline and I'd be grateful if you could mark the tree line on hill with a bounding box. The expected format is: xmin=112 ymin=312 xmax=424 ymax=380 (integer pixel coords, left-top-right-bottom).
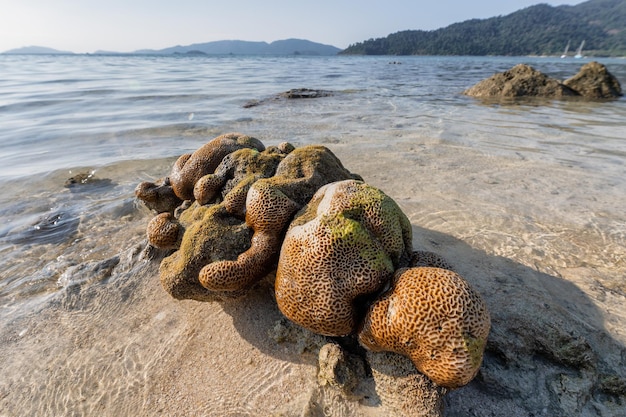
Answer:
xmin=340 ymin=0 xmax=626 ymax=56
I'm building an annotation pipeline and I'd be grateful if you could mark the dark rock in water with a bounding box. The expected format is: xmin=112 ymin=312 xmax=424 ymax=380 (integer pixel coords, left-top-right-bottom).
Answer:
xmin=279 ymin=88 xmax=334 ymax=99
xmin=57 ymin=255 xmax=121 ymax=290
xmin=243 ymin=88 xmax=334 ymax=108
xmin=8 ymin=210 xmax=79 ymax=245
xmin=463 ymin=64 xmax=578 ymax=98
xmin=564 ymin=61 xmax=623 ymax=99
xmin=65 ymin=171 xmax=113 ymax=191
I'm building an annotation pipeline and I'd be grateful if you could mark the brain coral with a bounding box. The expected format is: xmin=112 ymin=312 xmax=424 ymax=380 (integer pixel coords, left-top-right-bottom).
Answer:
xmin=193 ymin=145 xmax=288 ymax=216
xmin=275 ymin=179 xmax=413 ymax=336
xmin=169 ymin=132 xmax=265 ymax=201
xmin=136 ymin=133 xmax=492 ymax=395
xmin=146 ymin=212 xmax=183 ymax=250
xmin=358 ymin=266 xmax=491 ymax=389
xmin=197 ymin=146 xmax=360 ymax=294
xmin=145 ymin=138 xmax=360 ymax=300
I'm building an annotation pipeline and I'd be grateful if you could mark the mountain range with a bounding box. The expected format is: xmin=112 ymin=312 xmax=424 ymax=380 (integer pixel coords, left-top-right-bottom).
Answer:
xmin=2 ymin=45 xmax=75 ymax=55
xmin=132 ymin=39 xmax=341 ymax=56
xmin=2 ymin=39 xmax=341 ymax=56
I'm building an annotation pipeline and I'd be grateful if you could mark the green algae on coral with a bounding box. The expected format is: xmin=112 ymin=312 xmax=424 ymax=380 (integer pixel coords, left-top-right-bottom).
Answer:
xmin=159 ymin=202 xmax=253 ymax=301
xmin=463 ymin=332 xmax=487 ymax=370
xmin=320 ymin=213 xmax=395 ymax=275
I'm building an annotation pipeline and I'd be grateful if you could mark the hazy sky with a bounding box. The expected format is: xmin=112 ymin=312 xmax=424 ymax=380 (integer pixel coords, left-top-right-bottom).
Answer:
xmin=1 ymin=0 xmax=583 ymax=53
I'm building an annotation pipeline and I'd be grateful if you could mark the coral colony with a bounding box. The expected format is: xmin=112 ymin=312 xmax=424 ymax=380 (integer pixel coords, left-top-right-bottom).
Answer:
xmin=135 ymin=133 xmax=490 ymax=389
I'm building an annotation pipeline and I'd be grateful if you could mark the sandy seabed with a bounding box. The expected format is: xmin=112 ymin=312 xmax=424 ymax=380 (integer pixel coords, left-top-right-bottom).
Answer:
xmin=1 ymin=138 xmax=624 ymax=417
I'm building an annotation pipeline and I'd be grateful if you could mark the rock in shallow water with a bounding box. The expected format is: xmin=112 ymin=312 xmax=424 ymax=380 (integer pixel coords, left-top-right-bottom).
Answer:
xmin=463 ymin=64 xmax=578 ymax=98
xmin=464 ymin=62 xmax=622 ymax=100
xmin=242 ymin=88 xmax=335 ymax=108
xmin=564 ymin=61 xmax=623 ymax=99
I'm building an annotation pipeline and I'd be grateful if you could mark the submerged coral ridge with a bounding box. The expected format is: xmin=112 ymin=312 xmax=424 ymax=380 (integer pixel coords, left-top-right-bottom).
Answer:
xmin=135 ymin=133 xmax=490 ymax=401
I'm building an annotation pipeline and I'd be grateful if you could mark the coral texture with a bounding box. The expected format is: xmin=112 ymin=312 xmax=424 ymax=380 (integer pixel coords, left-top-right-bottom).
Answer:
xmin=192 ymin=144 xmax=288 ymax=213
xmin=139 ymin=135 xmax=360 ymax=300
xmin=158 ymin=203 xmax=253 ymax=301
xmin=275 ymin=179 xmax=413 ymax=336
xmin=198 ymin=146 xmax=360 ymax=294
xmin=359 ymin=267 xmax=491 ymax=389
xmin=169 ymin=132 xmax=265 ymax=201
xmin=146 ymin=212 xmax=182 ymax=250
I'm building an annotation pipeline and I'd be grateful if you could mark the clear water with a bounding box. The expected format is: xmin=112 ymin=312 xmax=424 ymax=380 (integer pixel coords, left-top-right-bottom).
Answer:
xmin=0 ymin=54 xmax=624 ymax=415
xmin=2 ymin=55 xmax=624 ymax=179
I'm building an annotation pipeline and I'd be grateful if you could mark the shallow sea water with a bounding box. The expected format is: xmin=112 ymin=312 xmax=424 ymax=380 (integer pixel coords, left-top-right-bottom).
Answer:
xmin=0 ymin=54 xmax=625 ymax=416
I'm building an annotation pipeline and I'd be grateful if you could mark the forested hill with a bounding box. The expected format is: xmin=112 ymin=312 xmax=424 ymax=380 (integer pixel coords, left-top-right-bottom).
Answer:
xmin=340 ymin=0 xmax=626 ymax=56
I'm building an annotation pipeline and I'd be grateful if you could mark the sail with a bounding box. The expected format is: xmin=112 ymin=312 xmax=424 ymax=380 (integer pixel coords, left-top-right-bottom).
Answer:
xmin=574 ymin=40 xmax=585 ymax=59
xmin=561 ymin=41 xmax=570 ymax=58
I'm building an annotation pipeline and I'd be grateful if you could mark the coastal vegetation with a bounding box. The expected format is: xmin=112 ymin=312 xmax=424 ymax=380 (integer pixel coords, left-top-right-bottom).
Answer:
xmin=340 ymin=0 xmax=626 ymax=56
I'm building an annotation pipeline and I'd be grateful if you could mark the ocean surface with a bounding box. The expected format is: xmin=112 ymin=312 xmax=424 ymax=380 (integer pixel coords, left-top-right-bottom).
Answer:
xmin=0 ymin=54 xmax=625 ymax=415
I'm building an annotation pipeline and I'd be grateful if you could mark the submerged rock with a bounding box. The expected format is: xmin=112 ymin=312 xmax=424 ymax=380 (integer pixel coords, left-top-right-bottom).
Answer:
xmin=243 ymin=88 xmax=334 ymax=108
xmin=279 ymin=88 xmax=334 ymax=99
xmin=65 ymin=171 xmax=114 ymax=190
xmin=8 ymin=210 xmax=80 ymax=245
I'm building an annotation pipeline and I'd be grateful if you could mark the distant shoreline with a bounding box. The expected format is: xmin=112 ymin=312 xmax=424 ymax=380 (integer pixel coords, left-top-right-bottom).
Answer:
xmin=3 ymin=52 xmax=626 ymax=59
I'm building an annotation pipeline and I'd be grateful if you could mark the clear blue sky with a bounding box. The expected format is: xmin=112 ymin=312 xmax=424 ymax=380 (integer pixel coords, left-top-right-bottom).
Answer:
xmin=1 ymin=0 xmax=583 ymax=53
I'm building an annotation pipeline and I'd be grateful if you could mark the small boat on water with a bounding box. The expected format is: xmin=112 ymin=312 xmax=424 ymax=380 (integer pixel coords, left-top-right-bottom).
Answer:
xmin=561 ymin=40 xmax=570 ymax=58
xmin=574 ymin=40 xmax=585 ymax=59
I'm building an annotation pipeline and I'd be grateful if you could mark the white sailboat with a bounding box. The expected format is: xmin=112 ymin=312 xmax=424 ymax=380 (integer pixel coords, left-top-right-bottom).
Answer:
xmin=574 ymin=40 xmax=585 ymax=59
xmin=561 ymin=40 xmax=570 ymax=58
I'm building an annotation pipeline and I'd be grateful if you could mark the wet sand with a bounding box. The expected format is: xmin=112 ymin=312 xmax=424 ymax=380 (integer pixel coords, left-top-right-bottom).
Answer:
xmin=1 ymin=139 xmax=624 ymax=416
